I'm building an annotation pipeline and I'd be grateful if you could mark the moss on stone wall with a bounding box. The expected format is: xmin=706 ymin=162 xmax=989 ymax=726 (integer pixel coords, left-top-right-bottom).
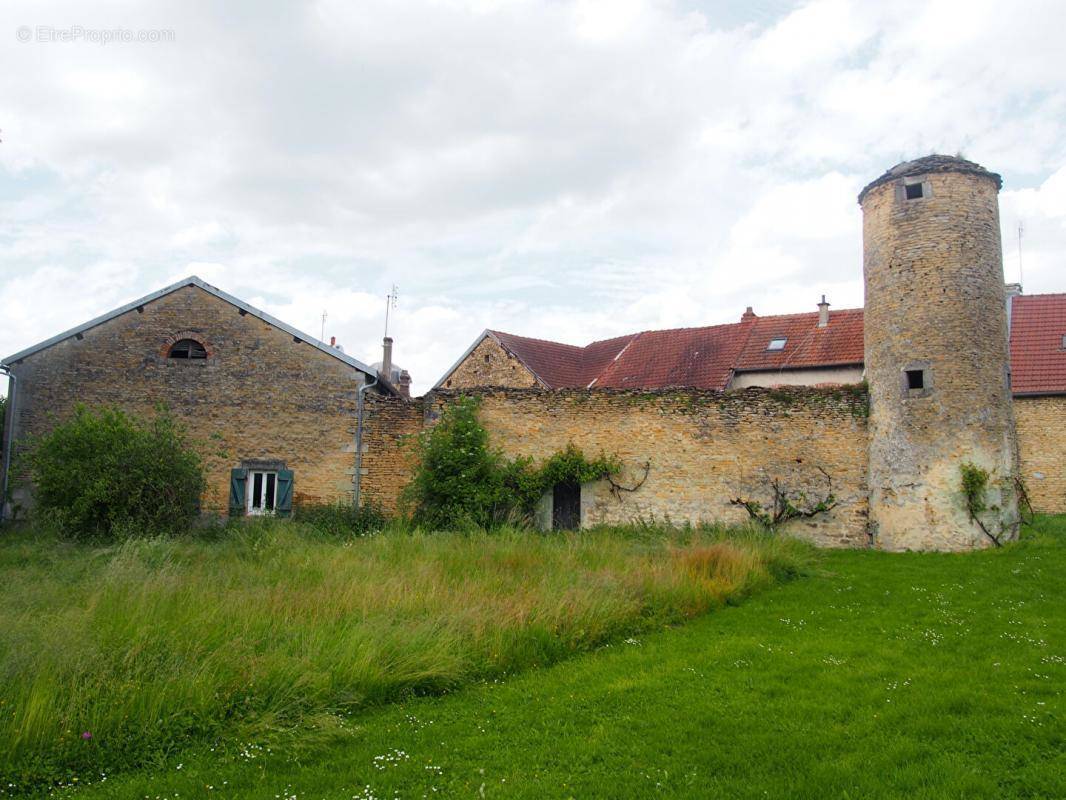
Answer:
xmin=390 ymin=386 xmax=872 ymax=547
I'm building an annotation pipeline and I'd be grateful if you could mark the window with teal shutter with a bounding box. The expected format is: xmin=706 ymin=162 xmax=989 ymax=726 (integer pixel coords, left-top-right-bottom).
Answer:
xmin=229 ymin=468 xmax=248 ymax=516
xmin=276 ymin=470 xmax=294 ymax=516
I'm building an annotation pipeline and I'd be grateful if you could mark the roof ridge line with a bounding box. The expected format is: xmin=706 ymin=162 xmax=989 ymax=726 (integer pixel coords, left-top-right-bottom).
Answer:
xmin=490 ymin=329 xmax=584 ymax=350
xmin=1015 ymin=292 xmax=1066 ymax=300
xmin=3 ymin=275 xmax=385 ymax=389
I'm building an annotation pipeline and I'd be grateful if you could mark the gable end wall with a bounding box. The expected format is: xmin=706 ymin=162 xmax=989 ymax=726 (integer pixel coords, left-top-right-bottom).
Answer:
xmin=5 ymin=285 xmax=365 ymax=514
xmin=441 ymin=337 xmax=540 ymax=389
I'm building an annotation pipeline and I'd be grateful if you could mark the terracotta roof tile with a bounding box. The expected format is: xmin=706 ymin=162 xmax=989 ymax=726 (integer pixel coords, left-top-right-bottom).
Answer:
xmin=1010 ymin=293 xmax=1066 ymax=395
xmin=482 ymin=292 xmax=1066 ymax=395
xmin=576 ymin=334 xmax=641 ymax=387
xmin=734 ymin=309 xmax=865 ymax=372
xmin=592 ymin=324 xmax=750 ymax=390
xmin=490 ymin=331 xmax=627 ymax=388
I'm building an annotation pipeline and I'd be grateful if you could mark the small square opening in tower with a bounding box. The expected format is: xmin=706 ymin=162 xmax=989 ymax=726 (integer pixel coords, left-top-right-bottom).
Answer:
xmin=906 ymin=369 xmax=925 ymax=390
xmin=905 ymin=183 xmax=924 ymax=200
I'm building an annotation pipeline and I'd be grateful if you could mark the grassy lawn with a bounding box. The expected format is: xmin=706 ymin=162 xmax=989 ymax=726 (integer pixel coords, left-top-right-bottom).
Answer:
xmin=0 ymin=521 xmax=807 ymax=794
xmin=33 ymin=516 xmax=1065 ymax=800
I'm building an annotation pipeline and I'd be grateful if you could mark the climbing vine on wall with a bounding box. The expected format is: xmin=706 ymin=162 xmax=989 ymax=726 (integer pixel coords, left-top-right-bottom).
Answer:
xmin=404 ymin=396 xmax=629 ymax=530
xmin=729 ymin=467 xmax=837 ymax=531
xmin=959 ymin=462 xmax=1029 ymax=547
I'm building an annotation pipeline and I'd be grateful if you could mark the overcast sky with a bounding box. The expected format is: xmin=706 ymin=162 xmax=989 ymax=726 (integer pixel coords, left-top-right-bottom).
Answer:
xmin=2 ymin=0 xmax=1065 ymax=395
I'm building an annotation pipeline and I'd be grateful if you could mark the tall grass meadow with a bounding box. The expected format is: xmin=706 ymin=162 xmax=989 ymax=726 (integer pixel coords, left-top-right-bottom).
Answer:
xmin=0 ymin=519 xmax=812 ymax=790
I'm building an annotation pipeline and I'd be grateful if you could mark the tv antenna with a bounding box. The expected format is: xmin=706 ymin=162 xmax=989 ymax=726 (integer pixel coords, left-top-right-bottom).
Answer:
xmin=1017 ymin=222 xmax=1024 ymax=286
xmin=320 ymin=309 xmax=327 ymax=342
xmin=384 ymin=284 xmax=398 ymax=338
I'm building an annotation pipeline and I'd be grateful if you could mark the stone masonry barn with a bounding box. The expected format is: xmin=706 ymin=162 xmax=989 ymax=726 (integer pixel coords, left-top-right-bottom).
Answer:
xmin=0 ymin=276 xmax=398 ymax=518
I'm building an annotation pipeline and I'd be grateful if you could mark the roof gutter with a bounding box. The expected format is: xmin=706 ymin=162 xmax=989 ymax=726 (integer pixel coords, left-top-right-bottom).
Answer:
xmin=731 ymin=361 xmax=865 ymax=375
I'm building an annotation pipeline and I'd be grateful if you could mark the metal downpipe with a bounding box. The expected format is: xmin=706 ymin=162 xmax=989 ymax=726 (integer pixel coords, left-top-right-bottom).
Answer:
xmin=354 ymin=374 xmax=379 ymax=508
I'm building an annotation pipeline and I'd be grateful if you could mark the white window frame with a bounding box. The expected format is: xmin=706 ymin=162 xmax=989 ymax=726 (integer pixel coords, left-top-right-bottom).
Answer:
xmin=246 ymin=470 xmax=278 ymax=515
xmin=767 ymin=337 xmax=787 ymax=351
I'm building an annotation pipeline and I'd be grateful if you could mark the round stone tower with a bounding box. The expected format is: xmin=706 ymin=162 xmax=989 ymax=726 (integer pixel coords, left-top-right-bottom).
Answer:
xmin=859 ymin=155 xmax=1019 ymax=551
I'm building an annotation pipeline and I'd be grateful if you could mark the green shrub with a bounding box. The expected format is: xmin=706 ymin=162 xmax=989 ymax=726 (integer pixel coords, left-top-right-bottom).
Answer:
xmin=292 ymin=501 xmax=388 ymax=538
xmin=29 ymin=404 xmax=205 ymax=540
xmin=404 ymin=397 xmax=620 ymax=530
xmin=403 ymin=396 xmax=506 ymax=529
xmin=960 ymin=462 xmax=990 ymax=517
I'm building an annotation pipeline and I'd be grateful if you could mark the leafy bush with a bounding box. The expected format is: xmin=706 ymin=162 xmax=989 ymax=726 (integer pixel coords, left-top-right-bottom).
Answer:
xmin=529 ymin=444 xmax=620 ymax=497
xmin=404 ymin=396 xmax=505 ymax=529
xmin=960 ymin=462 xmax=990 ymax=517
xmin=29 ymin=405 xmax=205 ymax=540
xmin=404 ymin=396 xmax=620 ymax=529
xmin=292 ymin=501 xmax=388 ymax=538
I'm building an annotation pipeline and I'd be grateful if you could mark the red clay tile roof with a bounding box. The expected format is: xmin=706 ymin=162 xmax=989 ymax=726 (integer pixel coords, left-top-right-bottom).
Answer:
xmin=734 ymin=308 xmax=865 ymax=372
xmin=493 ymin=309 xmax=863 ymax=390
xmin=1010 ymin=293 xmax=1066 ymax=395
xmin=592 ymin=324 xmax=750 ymax=389
xmin=574 ymin=333 xmax=641 ymax=386
xmin=480 ymin=293 xmax=1066 ymax=395
xmin=490 ymin=331 xmax=628 ymax=388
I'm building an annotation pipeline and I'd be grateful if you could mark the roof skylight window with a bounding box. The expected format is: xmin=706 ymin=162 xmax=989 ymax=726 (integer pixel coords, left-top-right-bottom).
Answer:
xmin=767 ymin=337 xmax=787 ymax=351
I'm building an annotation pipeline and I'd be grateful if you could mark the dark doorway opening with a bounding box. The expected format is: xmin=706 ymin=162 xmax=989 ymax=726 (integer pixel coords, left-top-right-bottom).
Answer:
xmin=552 ymin=482 xmax=581 ymax=531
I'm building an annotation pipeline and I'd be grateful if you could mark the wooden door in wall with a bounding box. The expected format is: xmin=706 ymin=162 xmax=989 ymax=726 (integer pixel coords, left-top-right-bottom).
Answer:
xmin=552 ymin=482 xmax=580 ymax=530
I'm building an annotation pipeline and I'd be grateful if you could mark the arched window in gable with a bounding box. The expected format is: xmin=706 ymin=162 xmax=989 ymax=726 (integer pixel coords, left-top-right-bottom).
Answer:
xmin=168 ymin=338 xmax=208 ymax=359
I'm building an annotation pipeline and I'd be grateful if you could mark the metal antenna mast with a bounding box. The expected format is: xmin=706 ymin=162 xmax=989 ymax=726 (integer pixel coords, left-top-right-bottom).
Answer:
xmin=384 ymin=284 xmax=398 ymax=338
xmin=1017 ymin=222 xmax=1024 ymax=286
xmin=320 ymin=309 xmax=327 ymax=342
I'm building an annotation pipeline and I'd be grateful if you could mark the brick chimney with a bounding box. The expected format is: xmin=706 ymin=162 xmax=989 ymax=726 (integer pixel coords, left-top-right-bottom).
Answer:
xmin=817 ymin=295 xmax=830 ymax=328
xmin=741 ymin=306 xmax=756 ymax=322
xmin=398 ymin=369 xmax=411 ymax=399
xmin=381 ymin=336 xmax=393 ymax=381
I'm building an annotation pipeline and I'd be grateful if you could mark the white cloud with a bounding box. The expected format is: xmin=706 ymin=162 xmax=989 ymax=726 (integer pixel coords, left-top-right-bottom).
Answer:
xmin=1000 ymin=165 xmax=1066 ymax=293
xmin=0 ymin=0 xmax=1064 ymax=395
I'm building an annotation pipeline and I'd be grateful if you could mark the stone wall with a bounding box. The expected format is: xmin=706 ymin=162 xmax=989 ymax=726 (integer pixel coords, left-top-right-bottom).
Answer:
xmin=862 ymin=168 xmax=1018 ymax=551
xmin=440 ymin=335 xmax=540 ymax=389
xmin=360 ymin=393 xmax=424 ymax=513
xmin=4 ymin=285 xmax=371 ymax=514
xmin=405 ymin=386 xmax=871 ymax=547
xmin=1014 ymin=395 xmax=1066 ymax=513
